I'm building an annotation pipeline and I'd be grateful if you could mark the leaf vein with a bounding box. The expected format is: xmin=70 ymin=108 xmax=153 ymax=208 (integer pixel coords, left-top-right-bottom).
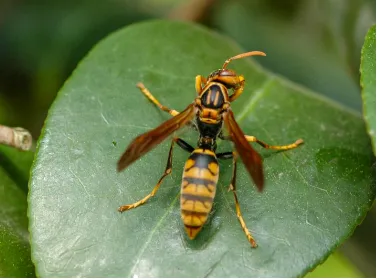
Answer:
xmin=127 ymin=193 xmax=180 ymax=277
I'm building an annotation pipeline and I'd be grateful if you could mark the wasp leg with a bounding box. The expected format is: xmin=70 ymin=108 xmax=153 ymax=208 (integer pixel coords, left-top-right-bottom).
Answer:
xmin=229 ymin=76 xmax=245 ymax=102
xmin=137 ymin=82 xmax=179 ymax=116
xmin=176 ymin=138 xmax=195 ymax=153
xmin=195 ymin=75 xmax=207 ymax=95
xmin=137 ymin=82 xmax=197 ymax=130
xmin=244 ymin=136 xmax=304 ymax=150
xmin=217 ymin=151 xmax=257 ymax=247
xmin=118 ymin=138 xmax=176 ymax=212
xmin=229 ymin=152 xmax=257 ymax=248
xmin=216 ymin=151 xmax=233 ymax=159
xmin=118 ymin=138 xmax=193 ymax=212
xmin=219 ymin=132 xmax=304 ymax=151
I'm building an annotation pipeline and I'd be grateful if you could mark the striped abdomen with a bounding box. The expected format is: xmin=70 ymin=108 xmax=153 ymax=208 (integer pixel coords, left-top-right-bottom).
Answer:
xmin=180 ymin=149 xmax=219 ymax=239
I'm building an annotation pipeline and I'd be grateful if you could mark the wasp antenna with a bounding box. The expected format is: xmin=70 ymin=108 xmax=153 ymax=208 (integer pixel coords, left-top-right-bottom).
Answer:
xmin=222 ymin=51 xmax=266 ymax=69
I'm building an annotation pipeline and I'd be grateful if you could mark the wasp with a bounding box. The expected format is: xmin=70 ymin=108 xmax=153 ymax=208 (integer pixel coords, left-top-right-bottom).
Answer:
xmin=117 ymin=51 xmax=303 ymax=247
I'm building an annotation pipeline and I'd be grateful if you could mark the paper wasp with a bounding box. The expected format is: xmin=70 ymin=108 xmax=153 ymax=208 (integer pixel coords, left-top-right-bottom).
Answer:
xmin=117 ymin=51 xmax=303 ymax=247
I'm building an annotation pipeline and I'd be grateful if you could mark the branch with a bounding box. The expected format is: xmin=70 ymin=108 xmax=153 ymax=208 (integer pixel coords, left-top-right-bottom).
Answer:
xmin=0 ymin=125 xmax=32 ymax=151
xmin=167 ymin=0 xmax=216 ymax=22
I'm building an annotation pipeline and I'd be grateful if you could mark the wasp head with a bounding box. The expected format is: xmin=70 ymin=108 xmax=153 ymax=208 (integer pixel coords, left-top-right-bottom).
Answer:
xmin=207 ymin=51 xmax=266 ymax=90
xmin=207 ymin=69 xmax=243 ymax=89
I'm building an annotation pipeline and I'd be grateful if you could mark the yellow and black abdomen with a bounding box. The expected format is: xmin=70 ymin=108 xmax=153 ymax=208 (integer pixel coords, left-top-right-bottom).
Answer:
xmin=180 ymin=149 xmax=219 ymax=239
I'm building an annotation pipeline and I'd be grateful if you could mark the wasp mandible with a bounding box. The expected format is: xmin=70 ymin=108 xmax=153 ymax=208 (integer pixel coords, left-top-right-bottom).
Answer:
xmin=117 ymin=51 xmax=303 ymax=247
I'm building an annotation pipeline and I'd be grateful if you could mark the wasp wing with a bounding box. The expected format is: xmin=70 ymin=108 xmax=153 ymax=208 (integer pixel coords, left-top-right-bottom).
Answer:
xmin=223 ymin=109 xmax=264 ymax=191
xmin=117 ymin=103 xmax=196 ymax=172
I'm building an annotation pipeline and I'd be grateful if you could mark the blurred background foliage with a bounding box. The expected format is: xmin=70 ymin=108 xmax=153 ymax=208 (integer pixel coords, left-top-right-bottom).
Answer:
xmin=0 ymin=0 xmax=375 ymax=277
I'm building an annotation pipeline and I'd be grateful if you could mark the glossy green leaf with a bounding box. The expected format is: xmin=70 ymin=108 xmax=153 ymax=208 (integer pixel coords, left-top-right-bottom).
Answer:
xmin=360 ymin=25 xmax=376 ymax=154
xmin=0 ymin=146 xmax=35 ymax=277
xmin=305 ymin=251 xmax=363 ymax=278
xmin=29 ymin=20 xmax=375 ymax=277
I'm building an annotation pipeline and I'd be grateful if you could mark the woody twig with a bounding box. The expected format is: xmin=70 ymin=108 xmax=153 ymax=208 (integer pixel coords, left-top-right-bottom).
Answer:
xmin=0 ymin=125 xmax=32 ymax=151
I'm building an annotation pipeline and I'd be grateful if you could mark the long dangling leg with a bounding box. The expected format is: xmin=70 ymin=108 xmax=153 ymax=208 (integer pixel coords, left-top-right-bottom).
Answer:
xmin=137 ymin=82 xmax=179 ymax=116
xmin=219 ymin=132 xmax=303 ymax=151
xmin=217 ymin=151 xmax=257 ymax=247
xmin=118 ymin=138 xmax=176 ymax=212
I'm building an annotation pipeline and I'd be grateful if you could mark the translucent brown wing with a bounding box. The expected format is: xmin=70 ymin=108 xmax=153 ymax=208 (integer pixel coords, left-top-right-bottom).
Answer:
xmin=117 ymin=103 xmax=196 ymax=172
xmin=223 ymin=109 xmax=264 ymax=191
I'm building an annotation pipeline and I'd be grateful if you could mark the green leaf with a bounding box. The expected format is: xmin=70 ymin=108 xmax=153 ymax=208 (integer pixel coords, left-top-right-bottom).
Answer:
xmin=29 ymin=20 xmax=375 ymax=277
xmin=360 ymin=25 xmax=376 ymax=154
xmin=305 ymin=251 xmax=363 ymax=278
xmin=0 ymin=146 xmax=35 ymax=277
xmin=0 ymin=145 xmax=34 ymax=194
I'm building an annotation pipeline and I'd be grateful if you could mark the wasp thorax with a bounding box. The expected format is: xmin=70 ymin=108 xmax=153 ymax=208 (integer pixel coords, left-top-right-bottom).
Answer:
xmin=200 ymin=84 xmax=225 ymax=109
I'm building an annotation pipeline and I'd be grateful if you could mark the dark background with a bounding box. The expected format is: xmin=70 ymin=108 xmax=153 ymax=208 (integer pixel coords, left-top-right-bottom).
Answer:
xmin=0 ymin=0 xmax=375 ymax=276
